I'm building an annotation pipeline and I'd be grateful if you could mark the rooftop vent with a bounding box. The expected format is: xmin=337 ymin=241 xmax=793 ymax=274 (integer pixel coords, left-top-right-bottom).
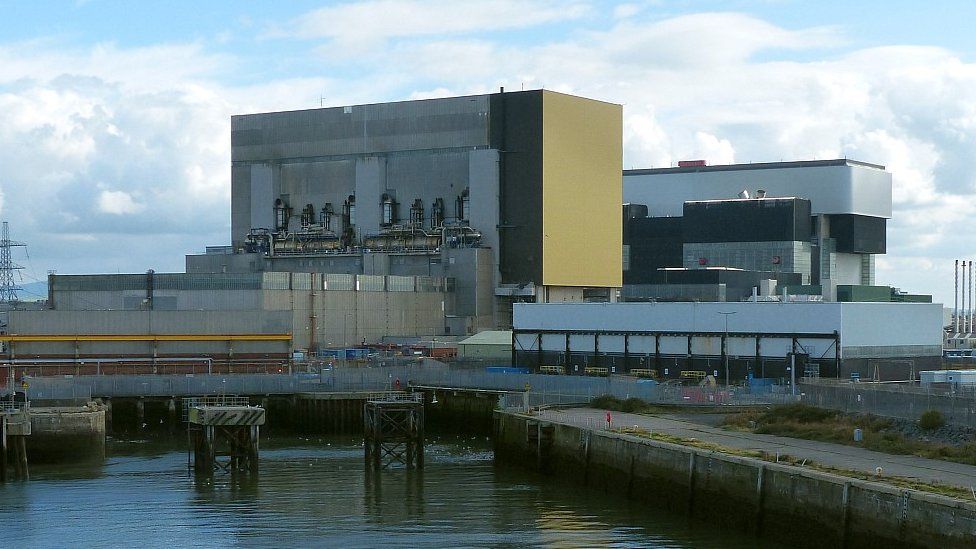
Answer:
xmin=738 ymin=189 xmax=751 ymax=199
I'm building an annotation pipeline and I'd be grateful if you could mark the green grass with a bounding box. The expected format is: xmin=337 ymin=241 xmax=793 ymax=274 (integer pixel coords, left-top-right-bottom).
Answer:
xmin=723 ymin=404 xmax=976 ymax=466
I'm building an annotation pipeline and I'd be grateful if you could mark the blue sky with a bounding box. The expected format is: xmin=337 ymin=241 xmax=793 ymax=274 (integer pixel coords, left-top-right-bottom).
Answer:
xmin=1 ymin=0 xmax=975 ymax=304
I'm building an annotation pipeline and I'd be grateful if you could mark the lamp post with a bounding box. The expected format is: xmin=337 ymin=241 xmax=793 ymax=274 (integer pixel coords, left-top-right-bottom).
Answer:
xmin=718 ymin=311 xmax=737 ymax=390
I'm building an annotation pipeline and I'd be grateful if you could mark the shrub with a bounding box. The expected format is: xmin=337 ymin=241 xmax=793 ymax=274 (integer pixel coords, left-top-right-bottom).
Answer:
xmin=590 ymin=395 xmax=648 ymax=413
xmin=768 ymin=404 xmax=838 ymax=424
xmin=621 ymin=397 xmax=647 ymax=413
xmin=591 ymin=395 xmax=622 ymax=410
xmin=918 ymin=410 xmax=945 ymax=431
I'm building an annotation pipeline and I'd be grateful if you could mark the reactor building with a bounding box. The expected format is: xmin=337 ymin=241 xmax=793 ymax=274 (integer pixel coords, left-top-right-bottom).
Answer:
xmin=0 ymin=91 xmax=945 ymax=381
xmin=186 ymin=89 xmax=624 ymax=334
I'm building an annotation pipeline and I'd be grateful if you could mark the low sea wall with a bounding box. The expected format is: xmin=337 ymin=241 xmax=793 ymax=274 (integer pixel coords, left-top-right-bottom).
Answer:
xmin=494 ymin=411 xmax=976 ymax=549
xmin=29 ymin=406 xmax=106 ymax=463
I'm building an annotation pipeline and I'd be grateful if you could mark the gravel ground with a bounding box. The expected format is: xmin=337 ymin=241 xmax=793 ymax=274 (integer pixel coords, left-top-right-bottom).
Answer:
xmin=884 ymin=416 xmax=976 ymax=446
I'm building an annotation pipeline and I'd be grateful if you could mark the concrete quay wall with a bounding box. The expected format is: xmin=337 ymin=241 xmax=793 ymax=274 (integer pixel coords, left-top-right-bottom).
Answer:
xmin=493 ymin=411 xmax=976 ymax=549
xmin=29 ymin=406 xmax=106 ymax=463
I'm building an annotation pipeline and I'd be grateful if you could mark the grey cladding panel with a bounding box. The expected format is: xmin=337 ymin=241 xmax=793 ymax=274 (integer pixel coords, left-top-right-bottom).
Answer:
xmin=232 ymin=95 xmax=490 ymax=162
xmin=250 ymin=164 xmax=274 ymax=230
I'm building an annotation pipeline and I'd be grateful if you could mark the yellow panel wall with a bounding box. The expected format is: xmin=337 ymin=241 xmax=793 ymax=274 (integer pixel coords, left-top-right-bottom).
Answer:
xmin=541 ymin=91 xmax=622 ymax=287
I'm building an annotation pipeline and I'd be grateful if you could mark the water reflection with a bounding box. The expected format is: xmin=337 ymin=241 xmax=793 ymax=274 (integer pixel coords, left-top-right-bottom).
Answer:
xmin=0 ymin=435 xmax=786 ymax=548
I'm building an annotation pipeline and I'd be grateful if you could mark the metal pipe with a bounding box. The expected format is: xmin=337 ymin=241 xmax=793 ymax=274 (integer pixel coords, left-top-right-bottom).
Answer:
xmin=969 ymin=260 xmax=973 ymax=334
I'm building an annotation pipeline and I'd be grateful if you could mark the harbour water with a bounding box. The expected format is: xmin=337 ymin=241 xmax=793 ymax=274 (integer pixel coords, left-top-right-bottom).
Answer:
xmin=0 ymin=435 xmax=785 ymax=548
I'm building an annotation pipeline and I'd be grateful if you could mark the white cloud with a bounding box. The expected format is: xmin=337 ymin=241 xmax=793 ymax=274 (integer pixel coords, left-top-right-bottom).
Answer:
xmin=693 ymin=132 xmax=735 ymax=165
xmin=290 ymin=0 xmax=590 ymax=38
xmin=2 ymin=8 xmax=975 ymax=305
xmin=279 ymin=10 xmax=971 ymax=303
xmin=613 ymin=3 xmax=642 ymax=19
xmin=97 ymin=190 xmax=144 ymax=215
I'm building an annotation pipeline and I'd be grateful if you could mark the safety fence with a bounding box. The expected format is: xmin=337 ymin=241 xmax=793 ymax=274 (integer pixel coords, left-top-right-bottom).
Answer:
xmin=19 ymin=365 xmax=794 ymax=409
xmin=798 ymin=381 xmax=976 ymax=428
xmin=0 ymin=359 xmax=295 ymax=383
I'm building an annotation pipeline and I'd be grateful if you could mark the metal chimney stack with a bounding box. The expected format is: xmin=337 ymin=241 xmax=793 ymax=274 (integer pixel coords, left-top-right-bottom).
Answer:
xmin=955 ymin=259 xmax=960 ymax=334
xmin=964 ymin=260 xmax=968 ymax=334
xmin=965 ymin=260 xmax=970 ymax=334
xmin=966 ymin=260 xmax=973 ymax=334
xmin=964 ymin=261 xmax=969 ymax=334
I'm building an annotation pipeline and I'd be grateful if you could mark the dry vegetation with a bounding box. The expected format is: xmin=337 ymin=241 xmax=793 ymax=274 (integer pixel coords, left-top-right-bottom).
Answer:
xmin=723 ymin=405 xmax=976 ymax=466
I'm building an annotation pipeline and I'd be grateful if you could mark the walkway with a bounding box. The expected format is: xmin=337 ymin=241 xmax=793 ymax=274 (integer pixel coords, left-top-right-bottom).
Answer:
xmin=538 ymin=407 xmax=976 ymax=491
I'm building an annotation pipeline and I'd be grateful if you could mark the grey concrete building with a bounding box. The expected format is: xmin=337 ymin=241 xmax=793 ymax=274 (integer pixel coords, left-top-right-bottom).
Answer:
xmin=188 ymin=89 xmax=624 ymax=333
xmin=622 ymin=160 xmax=893 ymax=301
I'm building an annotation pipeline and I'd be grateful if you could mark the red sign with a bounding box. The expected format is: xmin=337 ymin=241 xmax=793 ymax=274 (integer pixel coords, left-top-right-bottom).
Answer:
xmin=698 ymin=258 xmax=708 ymax=266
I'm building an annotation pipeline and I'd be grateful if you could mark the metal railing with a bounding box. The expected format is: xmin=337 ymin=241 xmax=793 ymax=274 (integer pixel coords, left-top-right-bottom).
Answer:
xmin=0 ymin=397 xmax=28 ymax=414
xmin=366 ymin=392 xmax=422 ymax=403
xmin=19 ymin=365 xmax=798 ymax=409
xmin=182 ymin=395 xmax=253 ymax=421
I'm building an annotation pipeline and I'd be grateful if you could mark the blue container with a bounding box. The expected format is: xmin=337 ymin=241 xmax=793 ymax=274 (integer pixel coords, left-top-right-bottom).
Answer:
xmin=485 ymin=366 xmax=530 ymax=374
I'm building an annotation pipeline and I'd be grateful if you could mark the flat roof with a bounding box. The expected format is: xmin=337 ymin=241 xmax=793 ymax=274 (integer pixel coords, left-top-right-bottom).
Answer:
xmin=233 ymin=89 xmax=619 ymax=120
xmin=459 ymin=330 xmax=513 ymax=346
xmin=624 ymin=159 xmax=886 ymax=177
xmin=685 ymin=197 xmax=801 ymax=204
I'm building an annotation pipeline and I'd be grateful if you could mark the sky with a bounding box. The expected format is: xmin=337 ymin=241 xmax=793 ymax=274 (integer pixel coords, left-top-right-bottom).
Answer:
xmin=1 ymin=0 xmax=975 ymax=305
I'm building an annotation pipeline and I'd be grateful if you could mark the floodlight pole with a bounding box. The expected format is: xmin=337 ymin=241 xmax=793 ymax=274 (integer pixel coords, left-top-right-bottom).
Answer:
xmin=718 ymin=312 xmax=737 ymax=391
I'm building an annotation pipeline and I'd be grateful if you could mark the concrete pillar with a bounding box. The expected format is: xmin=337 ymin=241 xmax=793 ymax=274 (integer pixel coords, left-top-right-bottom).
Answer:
xmin=104 ymin=399 xmax=113 ymax=432
xmin=1 ymin=416 xmax=7 ymax=483
xmin=136 ymin=399 xmax=145 ymax=428
xmin=17 ymin=436 xmax=27 ymax=480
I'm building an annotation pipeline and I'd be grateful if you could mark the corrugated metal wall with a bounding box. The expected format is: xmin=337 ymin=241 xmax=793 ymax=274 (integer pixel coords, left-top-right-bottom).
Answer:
xmin=8 ymin=310 xmax=292 ymax=335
